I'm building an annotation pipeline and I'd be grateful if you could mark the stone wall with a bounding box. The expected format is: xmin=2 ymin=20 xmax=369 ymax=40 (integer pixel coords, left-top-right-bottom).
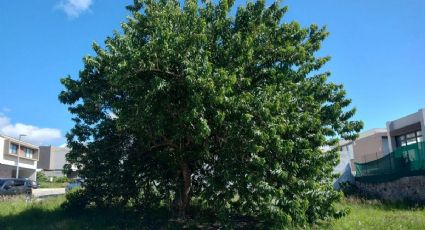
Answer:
xmin=355 ymin=175 xmax=425 ymax=203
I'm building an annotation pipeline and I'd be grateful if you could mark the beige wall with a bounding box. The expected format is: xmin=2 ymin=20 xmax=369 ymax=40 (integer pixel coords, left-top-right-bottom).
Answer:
xmin=38 ymin=146 xmax=69 ymax=170
xmin=353 ymin=132 xmax=387 ymax=163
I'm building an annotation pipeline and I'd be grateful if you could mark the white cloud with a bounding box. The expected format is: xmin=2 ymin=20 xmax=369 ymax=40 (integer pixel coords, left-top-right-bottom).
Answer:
xmin=0 ymin=115 xmax=62 ymax=145
xmin=58 ymin=0 xmax=93 ymax=18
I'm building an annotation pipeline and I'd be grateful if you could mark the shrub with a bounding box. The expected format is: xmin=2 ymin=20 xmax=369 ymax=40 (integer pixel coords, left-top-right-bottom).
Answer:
xmin=36 ymin=171 xmax=48 ymax=182
xmin=53 ymin=176 xmax=71 ymax=183
xmin=61 ymin=188 xmax=89 ymax=211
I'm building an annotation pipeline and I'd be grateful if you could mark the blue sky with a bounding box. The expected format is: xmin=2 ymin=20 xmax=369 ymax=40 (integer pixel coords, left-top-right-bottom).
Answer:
xmin=0 ymin=0 xmax=424 ymax=146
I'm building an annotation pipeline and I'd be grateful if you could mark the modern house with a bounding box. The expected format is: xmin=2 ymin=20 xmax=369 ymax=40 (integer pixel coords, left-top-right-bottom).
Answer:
xmin=335 ymin=108 xmax=425 ymax=183
xmin=347 ymin=109 xmax=425 ymax=203
xmin=0 ymin=134 xmax=39 ymax=180
xmin=38 ymin=146 xmax=77 ymax=178
xmin=386 ymin=108 xmax=424 ymax=153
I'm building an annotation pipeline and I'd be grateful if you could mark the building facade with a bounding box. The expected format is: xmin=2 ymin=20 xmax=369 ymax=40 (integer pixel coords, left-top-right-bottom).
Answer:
xmin=334 ymin=128 xmax=388 ymax=188
xmin=38 ymin=146 xmax=77 ymax=178
xmin=0 ymin=134 xmax=39 ymax=180
xmin=353 ymin=128 xmax=389 ymax=163
xmin=386 ymin=108 xmax=424 ymax=153
xmin=335 ymin=108 xmax=425 ymax=183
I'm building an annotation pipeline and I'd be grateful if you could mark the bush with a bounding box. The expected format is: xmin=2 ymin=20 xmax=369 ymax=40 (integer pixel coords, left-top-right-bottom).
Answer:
xmin=61 ymin=188 xmax=89 ymax=211
xmin=53 ymin=176 xmax=71 ymax=183
xmin=36 ymin=171 xmax=48 ymax=182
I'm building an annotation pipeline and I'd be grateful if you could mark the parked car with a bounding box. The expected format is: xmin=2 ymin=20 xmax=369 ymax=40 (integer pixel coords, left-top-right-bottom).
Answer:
xmin=28 ymin=180 xmax=39 ymax=189
xmin=66 ymin=178 xmax=84 ymax=192
xmin=0 ymin=178 xmax=32 ymax=196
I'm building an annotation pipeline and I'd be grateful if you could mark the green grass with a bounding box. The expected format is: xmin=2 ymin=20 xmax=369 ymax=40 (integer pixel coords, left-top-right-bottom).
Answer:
xmin=0 ymin=196 xmax=145 ymax=230
xmin=320 ymin=197 xmax=425 ymax=230
xmin=38 ymin=181 xmax=67 ymax=188
xmin=1 ymin=196 xmax=425 ymax=229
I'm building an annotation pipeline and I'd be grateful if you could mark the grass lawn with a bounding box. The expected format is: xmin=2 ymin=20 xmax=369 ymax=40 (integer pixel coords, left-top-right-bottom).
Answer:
xmin=0 ymin=196 xmax=145 ymax=230
xmin=321 ymin=197 xmax=425 ymax=230
xmin=1 ymin=196 xmax=425 ymax=229
xmin=38 ymin=181 xmax=67 ymax=188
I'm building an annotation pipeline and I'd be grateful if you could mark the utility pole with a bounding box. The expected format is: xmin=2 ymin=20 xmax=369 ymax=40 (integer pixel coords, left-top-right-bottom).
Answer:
xmin=16 ymin=134 xmax=27 ymax=178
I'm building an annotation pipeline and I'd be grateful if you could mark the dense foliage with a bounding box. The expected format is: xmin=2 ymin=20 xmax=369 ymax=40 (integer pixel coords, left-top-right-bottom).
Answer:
xmin=59 ymin=0 xmax=362 ymax=227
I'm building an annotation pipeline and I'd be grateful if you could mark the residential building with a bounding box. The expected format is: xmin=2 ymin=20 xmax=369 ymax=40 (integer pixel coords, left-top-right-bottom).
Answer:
xmin=354 ymin=108 xmax=425 ymax=181
xmin=334 ymin=128 xmax=388 ymax=188
xmin=0 ymin=134 xmax=39 ymax=180
xmin=38 ymin=146 xmax=77 ymax=178
xmin=386 ymin=108 xmax=424 ymax=152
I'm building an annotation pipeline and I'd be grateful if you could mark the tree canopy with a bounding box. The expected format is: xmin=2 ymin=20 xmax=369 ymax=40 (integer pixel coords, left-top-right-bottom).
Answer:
xmin=59 ymin=0 xmax=362 ymax=227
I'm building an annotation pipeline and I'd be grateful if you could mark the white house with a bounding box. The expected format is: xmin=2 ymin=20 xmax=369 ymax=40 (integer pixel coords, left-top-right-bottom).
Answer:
xmin=0 ymin=134 xmax=39 ymax=180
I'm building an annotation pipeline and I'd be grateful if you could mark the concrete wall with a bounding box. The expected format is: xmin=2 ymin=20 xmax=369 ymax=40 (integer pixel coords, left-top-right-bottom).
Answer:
xmin=335 ymin=142 xmax=354 ymax=175
xmin=355 ymin=176 xmax=425 ymax=203
xmin=51 ymin=147 xmax=68 ymax=170
xmin=38 ymin=146 xmax=69 ymax=170
xmin=44 ymin=170 xmax=65 ymax=178
xmin=38 ymin=146 xmax=52 ymax=169
xmin=353 ymin=132 xmax=388 ymax=163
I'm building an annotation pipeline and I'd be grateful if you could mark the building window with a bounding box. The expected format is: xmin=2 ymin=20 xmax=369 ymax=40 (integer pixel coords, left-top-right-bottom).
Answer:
xmin=9 ymin=144 xmax=18 ymax=154
xmin=24 ymin=148 xmax=33 ymax=159
xmin=395 ymin=130 xmax=423 ymax=148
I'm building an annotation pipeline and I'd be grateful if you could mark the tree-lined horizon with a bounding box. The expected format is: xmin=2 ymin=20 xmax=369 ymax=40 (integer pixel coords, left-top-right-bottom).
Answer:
xmin=59 ymin=0 xmax=362 ymax=227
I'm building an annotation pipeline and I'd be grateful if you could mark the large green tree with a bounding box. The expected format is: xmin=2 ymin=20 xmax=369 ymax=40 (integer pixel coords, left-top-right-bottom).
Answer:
xmin=59 ymin=0 xmax=362 ymax=226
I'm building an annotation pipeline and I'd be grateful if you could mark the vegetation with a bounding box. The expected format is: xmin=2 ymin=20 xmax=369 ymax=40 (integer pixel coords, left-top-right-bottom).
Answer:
xmin=36 ymin=171 xmax=69 ymax=188
xmin=1 ymin=196 xmax=425 ymax=229
xmin=38 ymin=181 xmax=67 ymax=188
xmin=36 ymin=171 xmax=48 ymax=182
xmin=59 ymin=0 xmax=362 ymax=227
xmin=323 ymin=197 xmax=425 ymax=230
xmin=0 ymin=196 xmax=144 ymax=230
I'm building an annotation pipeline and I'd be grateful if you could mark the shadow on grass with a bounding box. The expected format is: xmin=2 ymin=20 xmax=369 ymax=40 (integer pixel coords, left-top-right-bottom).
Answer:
xmin=0 ymin=202 xmax=225 ymax=230
xmin=0 ymin=205 xmax=264 ymax=230
xmin=0 ymin=206 xmax=149 ymax=230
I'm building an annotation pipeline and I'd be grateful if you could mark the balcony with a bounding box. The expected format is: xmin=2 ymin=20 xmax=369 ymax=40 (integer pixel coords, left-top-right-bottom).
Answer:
xmin=6 ymin=141 xmax=39 ymax=161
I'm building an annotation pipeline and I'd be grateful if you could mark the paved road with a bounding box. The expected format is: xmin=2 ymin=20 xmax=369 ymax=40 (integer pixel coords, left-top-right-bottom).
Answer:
xmin=32 ymin=188 xmax=65 ymax=198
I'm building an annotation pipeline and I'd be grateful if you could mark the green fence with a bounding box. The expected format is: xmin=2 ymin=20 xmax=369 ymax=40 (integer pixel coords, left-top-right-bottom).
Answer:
xmin=355 ymin=141 xmax=425 ymax=183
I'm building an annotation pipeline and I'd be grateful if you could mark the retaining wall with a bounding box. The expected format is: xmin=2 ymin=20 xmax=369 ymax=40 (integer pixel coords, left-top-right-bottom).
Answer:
xmin=355 ymin=175 xmax=425 ymax=203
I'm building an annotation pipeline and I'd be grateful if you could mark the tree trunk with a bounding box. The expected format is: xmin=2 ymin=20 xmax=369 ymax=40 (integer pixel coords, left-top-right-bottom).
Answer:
xmin=173 ymin=160 xmax=192 ymax=219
